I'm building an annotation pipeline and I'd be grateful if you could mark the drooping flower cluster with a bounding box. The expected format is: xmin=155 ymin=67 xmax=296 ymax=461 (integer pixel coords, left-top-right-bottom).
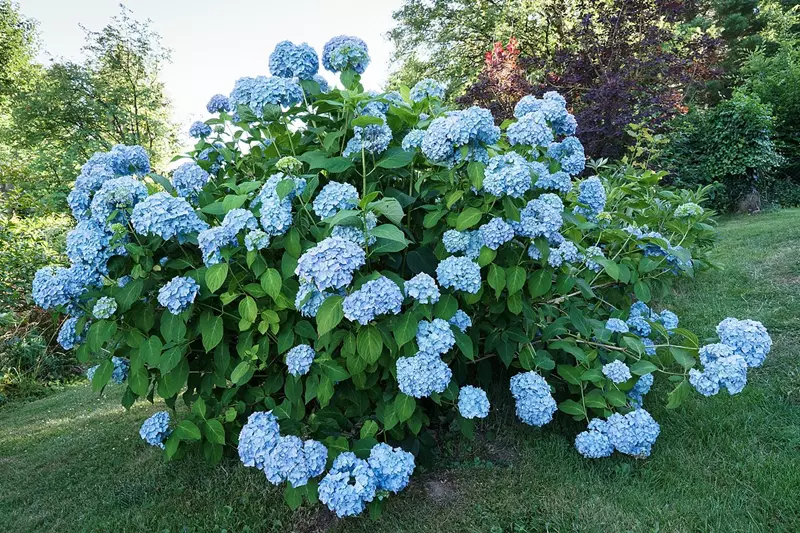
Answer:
xmin=172 ymin=162 xmax=210 ymax=201
xmin=602 ymin=360 xmax=632 ymax=384
xmin=319 ymin=452 xmax=377 ymax=517
xmin=342 ymin=276 xmax=404 ymax=325
xmin=157 ymin=276 xmax=200 ymax=315
xmin=458 ymin=385 xmax=490 ymax=419
xmin=92 ymin=296 xmax=118 ymax=319
xmin=367 ymin=443 xmax=415 ymax=494
xmin=716 ymin=317 xmax=772 ymax=367
xmin=509 ymin=371 xmax=557 ymax=426
xmin=574 ymin=176 xmax=606 ymax=219
xmin=286 ymin=344 xmax=316 ymax=376
xmin=139 ymin=411 xmax=172 ymax=449
xmin=404 ymin=273 xmax=440 ymax=304
xmin=575 ymin=409 xmax=661 ymax=458
xmin=484 ymin=152 xmax=533 ymax=198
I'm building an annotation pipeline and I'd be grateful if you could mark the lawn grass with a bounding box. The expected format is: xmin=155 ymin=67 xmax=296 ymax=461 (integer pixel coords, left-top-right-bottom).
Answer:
xmin=2 ymin=210 xmax=799 ymax=533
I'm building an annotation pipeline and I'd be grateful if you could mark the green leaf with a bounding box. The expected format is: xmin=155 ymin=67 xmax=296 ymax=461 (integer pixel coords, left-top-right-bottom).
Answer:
xmin=230 ymin=361 xmax=252 ymax=385
xmin=583 ymin=390 xmax=608 ymax=409
xmin=487 ymin=264 xmax=506 ymax=297
xmin=91 ymin=359 xmax=114 ymax=392
xmin=368 ymin=198 xmax=405 ymax=225
xmin=322 ymin=157 xmax=354 ymax=173
xmin=174 ymin=420 xmax=202 ymax=441
xmin=203 ymin=419 xmax=225 ymax=445
xmin=376 ymin=147 xmax=415 ymax=169
xmin=455 ymin=207 xmax=482 ymax=231
xmin=370 ymin=224 xmax=408 ymax=247
xmin=238 ymin=296 xmax=258 ymax=323
xmin=666 ymin=379 xmax=691 ymax=409
xmin=352 ymin=114 xmax=384 ymax=127
xmin=284 ymin=485 xmax=303 ymax=511
xmin=557 ymin=364 xmax=583 ymax=385
xmin=140 ymin=335 xmax=163 ymax=366
xmin=506 ymin=266 xmax=526 ymax=296
xmin=128 ymin=366 xmax=149 ymax=396
xmin=558 ymin=399 xmax=586 ymax=417
xmin=353 ymin=437 xmax=379 ymax=459
xmin=605 ymin=390 xmax=628 ymax=407
xmin=527 ymin=269 xmax=552 ymax=298
xmin=222 ymin=194 xmax=248 ymax=212
xmin=670 ymin=347 xmax=697 ymax=369
xmin=454 ymin=330 xmax=474 ymax=360
xmin=115 ymin=279 xmax=142 ymax=312
xmin=433 ymin=293 xmax=458 ymax=320
xmin=158 ymin=359 xmax=189 ymax=399
xmin=316 ymin=295 xmax=344 ymax=336
xmin=285 ymin=227 xmax=301 ymax=258
xmin=360 ymin=420 xmax=379 ymax=439
xmin=394 ymin=312 xmax=419 ymax=348
xmin=206 ymin=263 xmax=229 ymax=293
xmin=317 ymin=359 xmax=349 ymax=382
xmin=260 ymin=268 xmax=282 ymax=301
xmin=202 ymin=316 xmax=224 ymax=352
xmin=630 ymin=360 xmax=659 ymax=375
xmin=634 ymin=280 xmax=651 ymax=303
xmin=467 ymin=161 xmax=485 ymax=190
xmin=357 ymin=326 xmax=383 ymax=364
xmin=158 ymin=346 xmax=183 ymax=375
xmin=160 ymin=313 xmax=186 ymax=343
xmin=395 ymin=393 xmax=416 ymax=422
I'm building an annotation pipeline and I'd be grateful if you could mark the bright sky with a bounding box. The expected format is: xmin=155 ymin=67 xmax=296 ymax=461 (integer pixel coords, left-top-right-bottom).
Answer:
xmin=21 ymin=0 xmax=403 ymax=140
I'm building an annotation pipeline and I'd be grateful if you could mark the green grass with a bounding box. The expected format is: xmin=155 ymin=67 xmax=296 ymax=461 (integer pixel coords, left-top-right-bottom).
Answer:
xmin=2 ymin=210 xmax=800 ymax=532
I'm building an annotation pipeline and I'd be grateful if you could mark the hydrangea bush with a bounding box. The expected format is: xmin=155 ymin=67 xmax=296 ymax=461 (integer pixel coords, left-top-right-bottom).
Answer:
xmin=33 ymin=36 xmax=771 ymax=518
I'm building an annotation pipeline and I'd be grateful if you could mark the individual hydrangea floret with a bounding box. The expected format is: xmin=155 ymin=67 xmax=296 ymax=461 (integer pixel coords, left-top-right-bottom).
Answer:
xmin=189 ymin=120 xmax=212 ymax=138
xmin=368 ymin=443 xmax=416 ymax=494
xmin=295 ymin=236 xmax=366 ymax=291
xmin=131 ymin=192 xmax=209 ymax=241
xmin=157 ymin=276 xmax=200 ymax=315
xmin=269 ymin=40 xmax=319 ymax=79
xmin=401 ymin=129 xmax=425 ymax=152
xmin=436 ymin=256 xmax=481 ymax=294
xmin=478 ymin=218 xmax=514 ymax=250
xmin=396 ymin=352 xmax=452 ymax=398
xmin=448 ymin=310 xmax=472 ymax=333
xmin=510 ymin=371 xmax=557 ymax=427
xmin=206 ymin=94 xmax=231 ymax=113
xmin=443 ymin=229 xmax=470 ymax=254
xmin=547 ymin=136 xmax=585 ymax=175
xmin=410 ymin=78 xmax=445 ymax=102
xmin=507 ymin=111 xmax=554 ymax=147
xmin=674 ymin=202 xmax=704 ymax=218
xmin=318 ymin=452 xmax=377 ymax=517
xmin=238 ymin=411 xmax=280 ymax=469
xmin=404 ymin=272 xmax=440 ymax=304
xmin=322 ymin=35 xmax=370 ymax=74
xmin=716 ymin=317 xmax=772 ymax=367
xmin=312 ymin=181 xmax=359 ymax=219
xmin=342 ymin=276 xmax=403 ymax=325
xmin=605 ymin=318 xmax=629 ymax=333
xmin=602 ymin=360 xmax=632 ymax=384
xmin=286 ymin=344 xmax=316 ymax=376
xmin=92 ymin=296 xmax=118 ymax=319
xmin=458 ymin=385 xmax=490 ymax=419
xmin=172 ymin=161 xmax=210 ymax=200
xmin=483 ymin=152 xmax=532 ymax=198
xmin=139 ymin=411 xmax=171 ymax=449
xmin=416 ymin=318 xmax=456 ymax=355
xmin=58 ymin=317 xmax=85 ymax=350
xmin=574 ymin=176 xmax=606 ymax=220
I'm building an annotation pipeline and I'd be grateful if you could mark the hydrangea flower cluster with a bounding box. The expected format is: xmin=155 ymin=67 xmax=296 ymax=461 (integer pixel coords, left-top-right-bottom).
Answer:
xmin=342 ymin=276 xmax=404 ymax=325
xmin=269 ymin=40 xmax=319 ymax=79
xmin=514 ymin=193 xmax=564 ymax=242
xmin=368 ymin=443 xmax=415 ymax=493
xmin=397 ymin=351 xmax=452 ymax=398
xmin=230 ymin=76 xmax=303 ymax=115
xmin=509 ymin=371 xmax=557 ymax=426
xmin=531 ymin=162 xmax=571 ymax=194
xmin=574 ymin=176 xmax=606 ymax=219
xmin=157 ymin=276 xmax=200 ymax=315
xmin=674 ymin=202 xmax=704 ymax=217
xmin=312 ymin=181 xmax=359 ymax=219
xmin=296 ymin=236 xmax=366 ymax=291
xmin=131 ymin=192 xmax=208 ymax=241
xmin=139 ymin=411 xmax=172 ymax=449
xmin=410 ymin=78 xmax=445 ymax=102
xmin=513 ymin=91 xmax=577 ymax=136
xmin=584 ymin=245 xmax=604 ymax=272
xmin=507 ymin=111 xmax=553 ymax=147
xmin=547 ymin=136 xmax=586 ymax=175
xmin=264 ymin=436 xmax=327 ymax=488
xmin=421 ymin=106 xmax=499 ymax=166
xmin=548 ymin=240 xmax=581 ymax=268
xmin=436 ymin=256 xmax=481 ymax=294
xmin=90 ymin=177 xmax=148 ymax=225
xmin=319 ymin=452 xmax=377 ymax=517
xmin=716 ymin=317 xmax=772 ymax=367
xmin=92 ymin=296 xmax=118 ymax=319
xmin=605 ymin=318 xmax=629 ymax=333
xmin=628 ymin=373 xmax=654 ymax=407
xmin=448 ymin=310 xmax=472 ymax=332
xmin=602 ymin=360 xmax=632 ymax=384
xmin=322 ymin=35 xmax=370 ymax=74
xmin=404 ymin=272 xmax=440 ymax=304
xmin=343 ymin=122 xmax=393 ymax=158
xmin=206 ymin=94 xmax=231 ymax=113
xmin=402 ymin=129 xmax=425 ymax=152
xmin=458 ymin=385 xmax=490 ymax=419
xmin=484 ymin=152 xmax=533 ymax=198
xmin=478 ymin=218 xmax=514 ymax=250
xmin=295 ymin=283 xmax=333 ymax=318
xmin=198 ymin=208 xmax=258 ymax=265
xmin=58 ymin=317 xmax=85 ymax=350
xmin=172 ymin=162 xmax=210 ymax=201
xmin=189 ymin=120 xmax=212 ymax=138
xmin=575 ymin=409 xmax=661 ymax=458
xmin=416 ymin=318 xmax=456 ymax=355
xmin=286 ymin=344 xmax=316 ymax=376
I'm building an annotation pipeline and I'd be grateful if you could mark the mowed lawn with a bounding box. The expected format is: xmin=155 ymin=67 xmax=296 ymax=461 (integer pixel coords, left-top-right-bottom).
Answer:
xmin=1 ymin=210 xmax=799 ymax=533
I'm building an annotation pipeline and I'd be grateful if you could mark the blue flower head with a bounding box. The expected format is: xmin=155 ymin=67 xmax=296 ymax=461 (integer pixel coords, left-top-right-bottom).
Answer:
xmin=628 ymin=373 xmax=655 ymax=407
xmin=514 ymin=193 xmax=563 ymax=241
xmin=436 ymin=256 xmax=481 ymax=294
xmin=322 ymin=35 xmax=370 ymax=74
xmin=575 ymin=423 xmax=614 ymax=459
xmin=627 ymin=316 xmax=651 ymax=337
xmin=443 ymin=229 xmax=470 ymax=254
xmin=286 ymin=344 xmax=316 ymax=376
xmin=331 ymin=212 xmax=378 ymax=247
xmin=157 ymin=276 xmax=200 ymax=315
xmin=189 ymin=121 xmax=212 ymax=138
xmin=478 ymin=218 xmax=514 ymax=250
xmin=402 ymin=129 xmax=425 ymax=152
xmin=238 ymin=411 xmax=280 ymax=469
xmin=207 ymin=94 xmax=231 ymax=113
xmin=509 ymin=371 xmax=557 ymax=427
xmin=139 ymin=411 xmax=171 ymax=449
xmin=295 ymin=282 xmax=333 ymax=318
xmin=343 ymin=123 xmax=393 ymax=158
xmin=583 ymin=245 xmax=604 ymax=272
xmin=131 ymin=192 xmax=209 ymax=241
xmin=448 ymin=310 xmax=472 ymax=332
xmin=574 ymin=176 xmax=606 ymax=219
xmin=110 ymin=356 xmax=129 ymax=384
xmin=32 ymin=265 xmax=93 ymax=312
xmin=421 ymin=107 xmax=499 ymax=166
xmin=416 ymin=318 xmax=456 ymax=355
xmin=410 ymin=78 xmax=445 ymax=102
xmin=716 ymin=317 xmax=772 ymax=367
xmin=90 ymin=177 xmax=148 ymax=225
xmin=312 ymin=181 xmax=359 ymax=219
xmin=269 ymin=40 xmax=319 ymax=79
xmin=343 ymin=276 xmax=404 ymax=325
xmin=458 ymin=385 xmax=490 ymax=419
xmin=404 ymin=272 xmax=440 ymax=304
xmin=483 ymin=152 xmax=532 ymax=198
xmin=657 ymin=310 xmax=679 ymax=331
xmin=604 ymin=409 xmax=661 ymax=457
xmin=319 ymin=451 xmax=377 ymax=517
xmin=65 ymin=219 xmax=115 ymax=273
xmin=108 ymin=144 xmax=151 ymax=175
xmin=264 ymin=435 xmax=325 ymax=488
xmin=605 ymin=318 xmax=629 ymax=333
xmin=230 ymin=76 xmax=303 ymax=116
xmin=547 ymin=136 xmax=585 ymax=175
xmin=58 ymin=316 xmax=86 ymax=350
xmin=296 ymin=236 xmax=366 ymax=291
xmin=67 ymin=188 xmax=92 ymax=221
xmin=547 ymin=240 xmax=581 ymax=268
xmin=396 ymin=351 xmax=452 ymax=398
xmin=92 ymin=296 xmax=118 ymax=319
xmin=313 ymin=74 xmax=330 ymax=93
xmin=368 ymin=443 xmax=415 ymax=493
xmin=602 ymin=360 xmax=632 ymax=384
xmin=244 ymin=229 xmax=270 ymax=251
xmin=172 ymin=162 xmax=210 ymax=200
xmin=507 ymin=111 xmax=554 ymax=147
xmin=690 ymin=345 xmax=748 ymax=396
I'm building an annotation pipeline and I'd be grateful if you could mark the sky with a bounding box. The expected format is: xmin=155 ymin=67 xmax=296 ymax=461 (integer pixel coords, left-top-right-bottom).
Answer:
xmin=20 ymin=0 xmax=404 ymax=138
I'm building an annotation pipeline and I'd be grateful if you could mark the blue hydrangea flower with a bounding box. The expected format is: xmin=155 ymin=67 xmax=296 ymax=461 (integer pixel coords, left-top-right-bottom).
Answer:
xmin=368 ymin=443 xmax=415 ymax=493
xmin=531 ymin=162 xmax=571 ymax=194
xmin=575 ymin=421 xmax=614 ymax=459
xmin=32 ymin=265 xmax=93 ymax=311
xmin=117 ymin=275 xmax=131 ymax=288
xmin=318 ymin=451 xmax=377 ymax=517
xmin=514 ymin=193 xmax=563 ymax=241
xmin=404 ymin=273 xmax=440 ymax=304
xmin=627 ymin=316 xmax=651 ymax=337
xmin=690 ymin=345 xmax=748 ymax=396
xmin=322 ymin=35 xmax=370 ymax=74
xmin=527 ymin=243 xmax=542 ymax=260
xmin=602 ymin=360 xmax=632 ymax=384
xmin=343 ymin=123 xmax=393 ymax=158
xmin=111 ymin=356 xmax=129 ymax=384
xmin=443 ymin=229 xmax=470 ymax=254
xmin=295 ymin=282 xmax=333 ymax=318
xmin=67 ymin=188 xmax=92 ymax=221
xmin=207 ymin=94 xmax=231 ymax=113
xmin=189 ymin=121 xmax=212 ymax=138
xmin=57 ymin=316 xmax=85 ymax=350
xmin=448 ymin=310 xmax=471 ymax=332
xmin=313 ymin=74 xmax=330 ymax=93
xmin=478 ymin=218 xmax=514 ymax=250
xmin=172 ymin=162 xmax=210 ymax=201
xmin=92 ymin=296 xmax=117 ymax=319
xmin=269 ymin=40 xmax=319 ymax=79
xmin=90 ymin=177 xmax=148 ymax=225
xmin=264 ymin=435 xmax=325 ymax=488
xmin=312 ymin=181 xmax=359 ymax=219
xmin=574 ymin=176 xmax=606 ymax=219
xmin=483 ymin=152 xmax=532 ymax=198
xmin=238 ymin=411 xmax=280 ymax=469
xmin=421 ymin=107 xmax=499 ymax=166
xmin=605 ymin=318 xmax=629 ymax=333
xmin=402 ymin=129 xmax=425 ymax=151
xmin=507 ymin=111 xmax=554 ymax=147
xmin=108 ymin=144 xmax=151 ymax=175
xmin=436 ymin=256 xmax=481 ymax=294
xmin=630 ymin=301 xmax=652 ymax=318
xmin=245 ymin=229 xmax=270 ymax=251
xmin=657 ymin=310 xmax=679 ymax=331
xmin=131 ymin=192 xmax=209 ymax=241
xmin=230 ymin=76 xmax=303 ymax=115
xmin=605 ymin=409 xmax=661 ymax=457
xmin=547 ymin=136 xmax=585 ymax=175
xmin=583 ymin=245 xmax=604 ymax=272
xmin=139 ymin=411 xmax=171 ymax=449
xmin=286 ymin=344 xmax=316 ymax=376
xmin=157 ymin=276 xmax=200 ymax=315
xmin=259 ymin=196 xmax=294 ymax=236
xmin=458 ymin=385 xmax=490 ymax=419
xmin=416 ymin=318 xmax=456 ymax=355
xmin=509 ymin=371 xmax=557 ymax=427
xmin=674 ymin=202 xmax=704 ymax=217
xmin=75 ymin=153 xmax=115 ymax=192
xmin=716 ymin=317 xmax=772 ymax=367
xmin=548 ymin=240 xmax=581 ymax=268
xmin=331 ymin=212 xmax=378 ymax=247
xmin=252 ymin=173 xmax=305 ymax=207
xmin=86 ymin=365 xmax=98 ymax=382
xmin=198 ymin=226 xmax=233 ymax=266
xmin=65 ymin=219 xmax=115 ymax=273
xmin=296 ymin=236 xmax=366 ymax=291
xmin=514 ymin=95 xmax=543 ymax=118
xmin=343 ymin=276 xmax=404 ymax=325
xmin=396 ymin=351 xmax=452 ymax=398
xmin=642 ymin=338 xmax=656 ymax=356
xmin=628 ymin=373 xmax=654 ymax=407
xmin=410 ymin=78 xmax=445 ymax=102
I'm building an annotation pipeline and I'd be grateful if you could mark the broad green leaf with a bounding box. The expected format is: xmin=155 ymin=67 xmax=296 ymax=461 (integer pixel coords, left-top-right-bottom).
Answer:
xmin=202 ymin=316 xmax=224 ymax=352
xmin=634 ymin=280 xmax=651 ymax=303
xmin=666 ymin=379 xmax=691 ymax=409
xmin=454 ymin=330 xmax=474 ymax=360
xmin=558 ymin=399 xmax=586 ymax=417
xmin=360 ymin=420 xmax=379 ymax=439
xmin=174 ymin=420 xmax=201 ymax=441
xmin=317 ymin=359 xmax=349 ymax=382
xmin=394 ymin=312 xmax=419 ymax=348
xmin=206 ymin=263 xmax=229 ymax=293
xmin=230 ymin=361 xmax=252 ymax=385
xmin=260 ymin=268 xmax=282 ymax=300
xmin=455 ymin=207 xmax=483 ymax=231
xmin=91 ymin=359 xmax=114 ymax=392
xmin=630 ymin=360 xmax=659 ymax=375
xmin=527 ymin=269 xmax=552 ymax=298
xmin=506 ymin=266 xmax=526 ymax=296
xmin=357 ymin=326 xmax=383 ymax=364
xmin=376 ymin=148 xmax=415 ymax=169
xmin=395 ymin=393 xmax=416 ymax=422
xmin=317 ymin=295 xmax=344 ymax=336
xmin=238 ymin=296 xmax=258 ymax=323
